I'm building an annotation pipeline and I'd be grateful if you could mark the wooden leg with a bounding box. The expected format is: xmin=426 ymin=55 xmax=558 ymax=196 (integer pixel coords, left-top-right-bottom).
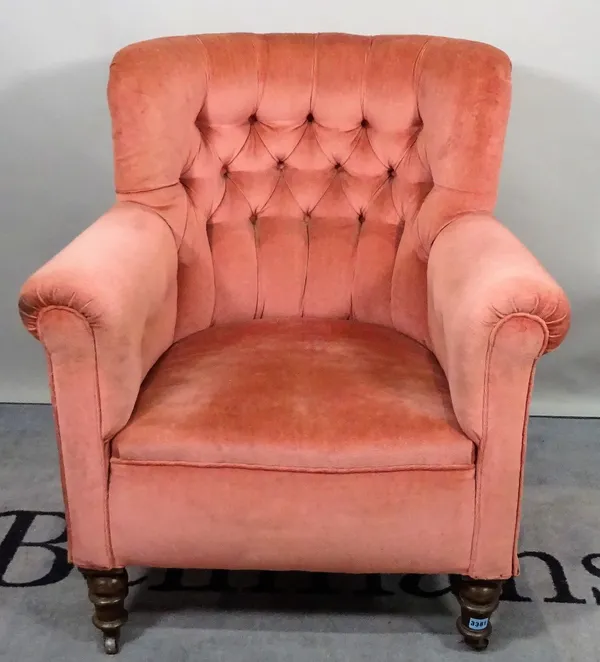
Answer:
xmin=80 ymin=568 xmax=129 ymax=655
xmin=454 ymin=576 xmax=504 ymax=651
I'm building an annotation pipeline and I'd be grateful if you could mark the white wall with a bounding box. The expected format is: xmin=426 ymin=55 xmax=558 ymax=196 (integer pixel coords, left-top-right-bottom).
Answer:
xmin=1 ymin=0 xmax=599 ymax=415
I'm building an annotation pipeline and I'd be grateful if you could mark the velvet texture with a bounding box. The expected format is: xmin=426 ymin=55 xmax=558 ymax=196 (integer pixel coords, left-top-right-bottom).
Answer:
xmin=18 ymin=34 xmax=570 ymax=578
xmin=113 ymin=320 xmax=474 ymax=469
xmin=109 ymin=463 xmax=475 ymax=574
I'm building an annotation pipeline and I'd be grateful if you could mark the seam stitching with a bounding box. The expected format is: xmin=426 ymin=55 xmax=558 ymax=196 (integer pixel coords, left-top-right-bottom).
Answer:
xmin=37 ymin=307 xmax=115 ymax=567
xmin=509 ymin=363 xmax=539 ymax=576
xmin=413 ymin=36 xmax=432 ymax=104
xmin=308 ymin=34 xmax=317 ymax=112
xmin=42 ymin=348 xmax=75 ymax=561
xmin=116 ymin=182 xmax=179 ymax=195
xmin=360 ymin=36 xmax=374 ymax=121
xmin=178 ymin=179 xmax=197 ymax=262
xmin=110 ymin=458 xmax=475 ymax=474
xmin=468 ymin=312 xmax=549 ymax=575
xmin=411 ymin=36 xmax=435 ymax=259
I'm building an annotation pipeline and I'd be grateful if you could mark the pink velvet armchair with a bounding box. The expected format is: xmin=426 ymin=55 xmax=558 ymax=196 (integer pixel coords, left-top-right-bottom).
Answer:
xmin=19 ymin=33 xmax=570 ymax=653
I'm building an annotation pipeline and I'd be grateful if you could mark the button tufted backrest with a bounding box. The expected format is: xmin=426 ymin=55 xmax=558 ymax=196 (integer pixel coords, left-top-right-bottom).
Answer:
xmin=108 ymin=33 xmax=512 ymax=345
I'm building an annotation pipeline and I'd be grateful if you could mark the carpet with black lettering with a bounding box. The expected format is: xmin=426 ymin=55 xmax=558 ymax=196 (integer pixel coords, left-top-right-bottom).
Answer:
xmin=1 ymin=405 xmax=598 ymax=661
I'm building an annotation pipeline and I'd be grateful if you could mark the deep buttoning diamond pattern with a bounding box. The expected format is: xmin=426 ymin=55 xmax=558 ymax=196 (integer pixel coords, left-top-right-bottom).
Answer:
xmin=109 ymin=33 xmax=511 ymax=341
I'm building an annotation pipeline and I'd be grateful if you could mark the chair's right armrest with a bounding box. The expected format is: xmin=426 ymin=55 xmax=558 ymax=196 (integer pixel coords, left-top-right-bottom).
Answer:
xmin=18 ymin=201 xmax=178 ymax=568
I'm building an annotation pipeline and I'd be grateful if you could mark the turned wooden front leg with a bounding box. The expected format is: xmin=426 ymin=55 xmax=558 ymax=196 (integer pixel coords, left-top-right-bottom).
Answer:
xmin=455 ymin=576 xmax=504 ymax=651
xmin=80 ymin=568 xmax=129 ymax=655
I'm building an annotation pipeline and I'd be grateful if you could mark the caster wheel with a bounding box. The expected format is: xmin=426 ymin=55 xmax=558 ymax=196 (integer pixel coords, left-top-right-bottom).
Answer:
xmin=464 ymin=635 xmax=489 ymax=651
xmin=103 ymin=634 xmax=119 ymax=655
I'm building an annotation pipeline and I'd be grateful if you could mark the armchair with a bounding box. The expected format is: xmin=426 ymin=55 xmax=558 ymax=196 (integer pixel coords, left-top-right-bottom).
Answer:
xmin=19 ymin=33 xmax=570 ymax=653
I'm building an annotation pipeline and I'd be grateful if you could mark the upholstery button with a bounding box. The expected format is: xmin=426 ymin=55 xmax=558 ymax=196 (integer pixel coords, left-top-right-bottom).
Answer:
xmin=334 ymin=162 xmax=342 ymax=171
xmin=358 ymin=212 xmax=365 ymax=224
xmin=221 ymin=165 xmax=229 ymax=178
xmin=248 ymin=113 xmax=258 ymax=124
xmin=361 ymin=118 xmax=369 ymax=128
xmin=387 ymin=166 xmax=396 ymax=178
xmin=276 ymin=159 xmax=285 ymax=170
xmin=306 ymin=112 xmax=314 ymax=123
xmin=249 ymin=212 xmax=258 ymax=224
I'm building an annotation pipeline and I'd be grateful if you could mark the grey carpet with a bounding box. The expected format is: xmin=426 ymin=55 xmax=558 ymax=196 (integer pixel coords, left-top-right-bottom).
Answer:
xmin=0 ymin=404 xmax=599 ymax=661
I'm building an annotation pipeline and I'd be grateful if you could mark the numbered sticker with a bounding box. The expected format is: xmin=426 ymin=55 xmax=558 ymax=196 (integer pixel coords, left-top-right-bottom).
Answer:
xmin=468 ymin=617 xmax=489 ymax=631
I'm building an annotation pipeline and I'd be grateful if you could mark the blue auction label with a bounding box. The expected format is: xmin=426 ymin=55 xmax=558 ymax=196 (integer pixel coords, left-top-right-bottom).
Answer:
xmin=468 ymin=617 xmax=489 ymax=631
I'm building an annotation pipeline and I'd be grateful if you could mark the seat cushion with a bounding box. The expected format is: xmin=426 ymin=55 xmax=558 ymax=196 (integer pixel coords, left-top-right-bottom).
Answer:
xmin=112 ymin=319 xmax=474 ymax=469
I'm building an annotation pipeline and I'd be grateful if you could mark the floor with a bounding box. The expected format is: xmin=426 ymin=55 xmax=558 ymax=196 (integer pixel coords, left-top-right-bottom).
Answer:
xmin=0 ymin=405 xmax=599 ymax=661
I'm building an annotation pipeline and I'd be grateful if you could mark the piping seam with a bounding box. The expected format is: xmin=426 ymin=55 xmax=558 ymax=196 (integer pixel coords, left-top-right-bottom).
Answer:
xmin=468 ymin=312 xmax=549 ymax=575
xmin=37 ymin=307 xmax=115 ymax=567
xmin=110 ymin=458 xmax=475 ymax=475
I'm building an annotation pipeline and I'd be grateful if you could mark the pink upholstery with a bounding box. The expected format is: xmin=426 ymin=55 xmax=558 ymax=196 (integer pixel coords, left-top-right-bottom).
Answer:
xmin=109 ymin=463 xmax=475 ymax=573
xmin=107 ymin=33 xmax=512 ymax=342
xmin=19 ymin=34 xmax=570 ymax=579
xmin=112 ymin=320 xmax=474 ymax=468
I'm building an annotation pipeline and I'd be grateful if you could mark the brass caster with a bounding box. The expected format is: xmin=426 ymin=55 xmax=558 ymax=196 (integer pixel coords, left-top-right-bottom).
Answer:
xmin=464 ymin=633 xmax=489 ymax=651
xmin=103 ymin=633 xmax=119 ymax=655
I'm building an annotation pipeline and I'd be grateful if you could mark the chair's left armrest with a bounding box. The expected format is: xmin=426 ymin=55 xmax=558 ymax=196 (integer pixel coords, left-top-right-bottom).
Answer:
xmin=18 ymin=201 xmax=178 ymax=569
xmin=427 ymin=213 xmax=570 ymax=578
xmin=19 ymin=201 xmax=179 ymax=439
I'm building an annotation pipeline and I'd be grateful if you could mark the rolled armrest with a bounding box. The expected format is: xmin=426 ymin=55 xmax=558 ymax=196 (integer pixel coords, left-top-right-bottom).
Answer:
xmin=427 ymin=213 xmax=570 ymax=443
xmin=428 ymin=213 xmax=570 ymax=578
xmin=19 ymin=201 xmax=179 ymax=438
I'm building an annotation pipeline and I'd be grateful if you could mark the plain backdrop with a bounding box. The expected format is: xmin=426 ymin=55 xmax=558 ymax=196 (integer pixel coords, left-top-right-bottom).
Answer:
xmin=0 ymin=0 xmax=598 ymax=415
